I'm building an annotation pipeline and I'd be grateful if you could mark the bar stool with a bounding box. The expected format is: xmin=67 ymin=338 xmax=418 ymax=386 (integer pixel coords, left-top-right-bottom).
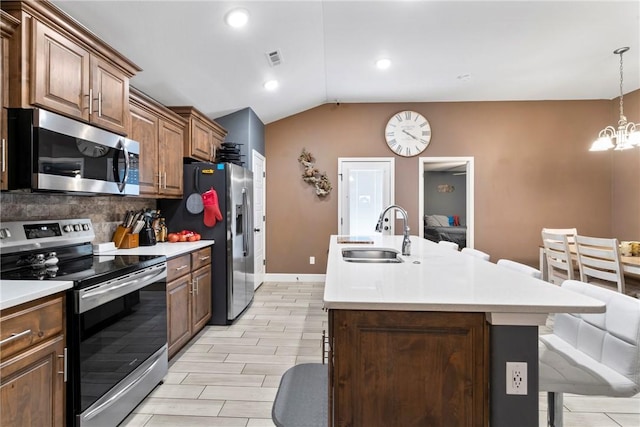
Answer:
xmin=496 ymin=259 xmax=542 ymax=279
xmin=438 ymin=240 xmax=459 ymax=250
xmin=461 ymin=247 xmax=490 ymax=261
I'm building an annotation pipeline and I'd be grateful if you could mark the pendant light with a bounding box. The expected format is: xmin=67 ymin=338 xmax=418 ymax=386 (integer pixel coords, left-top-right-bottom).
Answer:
xmin=590 ymin=47 xmax=640 ymax=151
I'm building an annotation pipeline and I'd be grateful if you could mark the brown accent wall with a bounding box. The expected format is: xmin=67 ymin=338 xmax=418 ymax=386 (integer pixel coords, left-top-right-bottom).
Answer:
xmin=612 ymin=89 xmax=640 ymax=241
xmin=265 ymin=97 xmax=638 ymax=274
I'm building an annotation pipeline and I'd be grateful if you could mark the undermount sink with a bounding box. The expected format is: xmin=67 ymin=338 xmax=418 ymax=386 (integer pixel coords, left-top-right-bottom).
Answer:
xmin=342 ymin=248 xmax=403 ymax=263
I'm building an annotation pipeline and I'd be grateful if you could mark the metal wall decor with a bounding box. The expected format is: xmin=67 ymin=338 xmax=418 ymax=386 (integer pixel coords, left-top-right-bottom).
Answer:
xmin=298 ymin=148 xmax=332 ymax=197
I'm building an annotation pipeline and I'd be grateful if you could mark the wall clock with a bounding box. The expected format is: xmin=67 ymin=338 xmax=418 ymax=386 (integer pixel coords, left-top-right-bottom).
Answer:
xmin=384 ymin=110 xmax=432 ymax=157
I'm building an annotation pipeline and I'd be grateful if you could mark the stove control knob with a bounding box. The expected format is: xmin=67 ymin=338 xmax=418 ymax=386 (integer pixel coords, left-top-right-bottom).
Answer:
xmin=63 ymin=225 xmax=72 ymax=232
xmin=73 ymin=224 xmax=81 ymax=232
xmin=0 ymin=228 xmax=10 ymax=239
xmin=82 ymin=223 xmax=90 ymax=231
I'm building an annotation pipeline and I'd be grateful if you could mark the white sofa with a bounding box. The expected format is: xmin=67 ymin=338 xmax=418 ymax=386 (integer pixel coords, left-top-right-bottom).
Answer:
xmin=539 ymin=280 xmax=640 ymax=427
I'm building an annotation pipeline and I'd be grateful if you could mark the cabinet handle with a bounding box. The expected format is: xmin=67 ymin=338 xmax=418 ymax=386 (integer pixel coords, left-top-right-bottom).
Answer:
xmin=210 ymin=142 xmax=214 ymax=161
xmin=98 ymin=92 xmax=103 ymax=117
xmin=163 ymin=171 xmax=167 ymax=189
xmin=175 ymin=265 xmax=189 ymax=271
xmin=195 ymin=277 xmax=199 ymax=296
xmin=58 ymin=347 xmax=68 ymax=382
xmin=87 ymin=89 xmax=93 ymax=115
xmin=0 ymin=329 xmax=32 ymax=346
xmin=1 ymin=138 xmax=5 ymax=173
xmin=189 ymin=279 xmax=194 ymax=294
xmin=199 ymin=255 xmax=210 ymax=261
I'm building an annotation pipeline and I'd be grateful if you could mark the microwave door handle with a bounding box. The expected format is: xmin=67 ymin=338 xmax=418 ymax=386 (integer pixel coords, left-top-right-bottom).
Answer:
xmin=114 ymin=138 xmax=130 ymax=192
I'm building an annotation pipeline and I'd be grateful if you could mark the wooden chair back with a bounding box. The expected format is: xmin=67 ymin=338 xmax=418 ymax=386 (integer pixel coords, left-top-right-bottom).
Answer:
xmin=575 ymin=235 xmax=626 ymax=294
xmin=541 ymin=230 xmax=575 ymax=285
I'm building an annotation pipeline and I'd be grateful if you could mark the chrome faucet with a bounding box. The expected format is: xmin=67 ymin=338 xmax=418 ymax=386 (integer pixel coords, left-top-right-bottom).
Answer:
xmin=375 ymin=204 xmax=411 ymax=256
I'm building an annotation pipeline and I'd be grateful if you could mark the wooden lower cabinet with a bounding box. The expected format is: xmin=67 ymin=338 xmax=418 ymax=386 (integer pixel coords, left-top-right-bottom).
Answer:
xmin=166 ymin=247 xmax=212 ymax=358
xmin=0 ymin=294 xmax=66 ymax=427
xmin=328 ymin=310 xmax=489 ymax=427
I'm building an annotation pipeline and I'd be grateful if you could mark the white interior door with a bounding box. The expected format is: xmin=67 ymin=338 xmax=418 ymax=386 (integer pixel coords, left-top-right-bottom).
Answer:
xmin=338 ymin=158 xmax=395 ymax=236
xmin=252 ymin=150 xmax=266 ymax=289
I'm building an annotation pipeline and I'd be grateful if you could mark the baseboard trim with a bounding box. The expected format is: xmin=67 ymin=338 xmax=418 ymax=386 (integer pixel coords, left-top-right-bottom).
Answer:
xmin=265 ymin=273 xmax=326 ymax=283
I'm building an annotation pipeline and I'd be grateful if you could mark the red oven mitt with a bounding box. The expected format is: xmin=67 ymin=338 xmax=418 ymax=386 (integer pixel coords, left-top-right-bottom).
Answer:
xmin=202 ymin=187 xmax=223 ymax=227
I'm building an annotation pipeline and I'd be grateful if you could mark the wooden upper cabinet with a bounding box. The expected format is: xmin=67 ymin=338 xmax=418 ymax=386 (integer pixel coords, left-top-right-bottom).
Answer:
xmin=129 ymin=88 xmax=185 ymax=198
xmin=168 ymin=106 xmax=227 ymax=162
xmin=159 ymin=118 xmax=184 ymax=197
xmin=1 ymin=11 xmax=20 ymax=191
xmin=32 ymin=19 xmax=90 ymax=120
xmin=129 ymin=100 xmax=159 ymax=196
xmin=4 ymin=0 xmax=141 ymax=135
xmin=90 ymin=55 xmax=130 ymax=132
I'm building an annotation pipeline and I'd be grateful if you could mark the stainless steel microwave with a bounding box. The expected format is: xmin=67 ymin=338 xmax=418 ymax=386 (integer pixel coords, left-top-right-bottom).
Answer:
xmin=7 ymin=108 xmax=140 ymax=196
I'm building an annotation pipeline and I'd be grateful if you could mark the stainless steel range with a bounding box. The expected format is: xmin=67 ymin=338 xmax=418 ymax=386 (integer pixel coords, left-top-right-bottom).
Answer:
xmin=0 ymin=218 xmax=168 ymax=427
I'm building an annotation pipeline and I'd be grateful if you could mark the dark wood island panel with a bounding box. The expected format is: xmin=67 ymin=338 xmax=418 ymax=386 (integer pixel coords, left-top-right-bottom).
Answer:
xmin=329 ymin=310 xmax=489 ymax=427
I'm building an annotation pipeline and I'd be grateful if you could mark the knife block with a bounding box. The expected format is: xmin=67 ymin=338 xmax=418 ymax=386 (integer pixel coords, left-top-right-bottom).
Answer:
xmin=120 ymin=233 xmax=139 ymax=249
xmin=112 ymin=226 xmax=138 ymax=249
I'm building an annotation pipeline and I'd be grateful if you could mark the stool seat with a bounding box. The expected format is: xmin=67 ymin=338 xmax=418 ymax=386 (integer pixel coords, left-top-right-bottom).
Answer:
xmin=272 ymin=363 xmax=328 ymax=427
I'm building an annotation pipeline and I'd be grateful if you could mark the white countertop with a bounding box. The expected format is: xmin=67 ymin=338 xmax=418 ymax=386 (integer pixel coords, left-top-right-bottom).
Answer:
xmin=0 ymin=280 xmax=73 ymax=311
xmin=0 ymin=241 xmax=214 ymax=311
xmin=324 ymin=235 xmax=605 ymax=325
xmin=103 ymin=240 xmax=214 ymax=258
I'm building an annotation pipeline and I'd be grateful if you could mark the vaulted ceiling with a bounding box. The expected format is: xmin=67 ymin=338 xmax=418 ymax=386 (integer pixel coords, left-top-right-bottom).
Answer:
xmin=51 ymin=1 xmax=640 ymax=124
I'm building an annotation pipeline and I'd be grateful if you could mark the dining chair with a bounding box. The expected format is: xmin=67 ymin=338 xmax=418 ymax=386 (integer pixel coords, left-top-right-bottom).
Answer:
xmin=574 ymin=235 xmax=626 ymax=294
xmin=438 ymin=240 xmax=459 ymax=250
xmin=541 ymin=228 xmax=577 ymax=244
xmin=460 ymin=247 xmax=490 ymax=261
xmin=541 ymin=231 xmax=575 ymax=285
xmin=496 ymin=259 xmax=542 ymax=279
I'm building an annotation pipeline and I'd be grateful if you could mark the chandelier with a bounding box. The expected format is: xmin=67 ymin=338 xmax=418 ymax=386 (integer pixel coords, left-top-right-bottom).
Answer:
xmin=590 ymin=47 xmax=640 ymax=151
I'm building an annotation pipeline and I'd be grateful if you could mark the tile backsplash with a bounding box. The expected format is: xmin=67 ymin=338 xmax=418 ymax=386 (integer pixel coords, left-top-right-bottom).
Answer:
xmin=0 ymin=193 xmax=156 ymax=243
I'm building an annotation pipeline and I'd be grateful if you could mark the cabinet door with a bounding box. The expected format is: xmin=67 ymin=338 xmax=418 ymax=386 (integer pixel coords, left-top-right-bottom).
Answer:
xmin=167 ymin=274 xmax=192 ymax=359
xmin=129 ymin=103 xmax=159 ymax=196
xmin=159 ymin=119 xmax=184 ymax=197
xmin=330 ymin=310 xmax=487 ymax=427
xmin=0 ymin=335 xmax=65 ymax=427
xmin=191 ymin=264 xmax=212 ymax=332
xmin=190 ymin=117 xmax=214 ymax=161
xmin=90 ymin=55 xmax=129 ymax=134
xmin=32 ymin=19 xmax=89 ymax=120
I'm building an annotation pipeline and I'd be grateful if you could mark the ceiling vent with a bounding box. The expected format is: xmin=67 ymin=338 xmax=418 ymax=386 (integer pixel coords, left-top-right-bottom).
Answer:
xmin=266 ymin=50 xmax=283 ymax=67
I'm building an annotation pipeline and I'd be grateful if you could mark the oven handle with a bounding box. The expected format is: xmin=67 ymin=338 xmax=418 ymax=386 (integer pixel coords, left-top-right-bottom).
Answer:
xmin=78 ymin=263 xmax=167 ymax=314
xmin=82 ymin=352 xmax=163 ymax=421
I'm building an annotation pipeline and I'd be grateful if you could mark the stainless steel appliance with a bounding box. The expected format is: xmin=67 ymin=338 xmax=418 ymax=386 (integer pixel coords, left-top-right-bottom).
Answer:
xmin=160 ymin=162 xmax=254 ymax=324
xmin=7 ymin=108 xmax=140 ymax=196
xmin=0 ymin=219 xmax=167 ymax=426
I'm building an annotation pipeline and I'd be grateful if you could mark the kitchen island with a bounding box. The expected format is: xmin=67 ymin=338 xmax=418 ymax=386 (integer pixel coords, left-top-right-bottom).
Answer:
xmin=324 ymin=235 xmax=605 ymax=427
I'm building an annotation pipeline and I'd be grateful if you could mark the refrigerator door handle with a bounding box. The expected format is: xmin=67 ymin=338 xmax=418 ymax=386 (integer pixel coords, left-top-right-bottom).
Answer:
xmin=242 ymin=188 xmax=248 ymax=256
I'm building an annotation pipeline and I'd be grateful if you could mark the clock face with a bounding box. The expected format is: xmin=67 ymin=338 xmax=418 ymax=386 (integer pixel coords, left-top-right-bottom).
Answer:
xmin=384 ymin=111 xmax=432 ymax=157
xmin=76 ymin=139 xmax=110 ymax=158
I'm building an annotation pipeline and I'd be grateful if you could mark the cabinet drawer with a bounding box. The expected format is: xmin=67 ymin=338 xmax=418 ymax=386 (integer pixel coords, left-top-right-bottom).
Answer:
xmin=0 ymin=294 xmax=64 ymax=360
xmin=191 ymin=247 xmax=212 ymax=270
xmin=167 ymin=254 xmax=191 ymax=282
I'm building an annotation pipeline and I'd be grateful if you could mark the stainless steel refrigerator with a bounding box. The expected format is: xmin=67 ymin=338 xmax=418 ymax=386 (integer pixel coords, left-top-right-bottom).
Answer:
xmin=160 ymin=162 xmax=254 ymax=325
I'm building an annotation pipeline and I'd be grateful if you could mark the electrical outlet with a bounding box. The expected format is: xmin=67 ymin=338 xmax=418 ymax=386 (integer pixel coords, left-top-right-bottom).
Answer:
xmin=506 ymin=362 xmax=527 ymax=395
xmin=310 ymin=256 xmax=315 ymax=265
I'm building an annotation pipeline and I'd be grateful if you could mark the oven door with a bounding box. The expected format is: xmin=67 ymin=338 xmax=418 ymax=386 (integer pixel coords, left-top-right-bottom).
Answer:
xmin=68 ymin=262 xmax=167 ymax=426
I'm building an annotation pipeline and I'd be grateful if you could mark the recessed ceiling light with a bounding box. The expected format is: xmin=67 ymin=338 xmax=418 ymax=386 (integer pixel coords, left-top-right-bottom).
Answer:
xmin=376 ymin=58 xmax=391 ymax=70
xmin=264 ymin=80 xmax=279 ymax=91
xmin=225 ymin=8 xmax=249 ymax=28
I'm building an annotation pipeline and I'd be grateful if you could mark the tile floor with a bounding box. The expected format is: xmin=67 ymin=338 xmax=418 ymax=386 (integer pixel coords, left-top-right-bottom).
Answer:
xmin=120 ymin=281 xmax=640 ymax=427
